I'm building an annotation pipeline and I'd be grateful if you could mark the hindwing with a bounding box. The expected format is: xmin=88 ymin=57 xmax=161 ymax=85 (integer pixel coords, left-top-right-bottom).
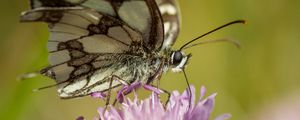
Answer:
xmin=156 ymin=0 xmax=181 ymax=50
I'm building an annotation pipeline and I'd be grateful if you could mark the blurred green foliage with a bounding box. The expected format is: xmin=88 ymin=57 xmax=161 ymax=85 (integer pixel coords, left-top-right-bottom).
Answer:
xmin=1 ymin=0 xmax=300 ymax=120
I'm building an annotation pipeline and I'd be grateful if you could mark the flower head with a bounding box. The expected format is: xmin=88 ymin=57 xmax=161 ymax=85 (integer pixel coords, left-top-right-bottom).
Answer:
xmin=91 ymin=85 xmax=230 ymax=120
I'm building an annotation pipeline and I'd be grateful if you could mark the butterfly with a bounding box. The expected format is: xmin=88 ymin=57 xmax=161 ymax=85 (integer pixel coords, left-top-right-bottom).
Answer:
xmin=20 ymin=0 xmax=244 ymax=102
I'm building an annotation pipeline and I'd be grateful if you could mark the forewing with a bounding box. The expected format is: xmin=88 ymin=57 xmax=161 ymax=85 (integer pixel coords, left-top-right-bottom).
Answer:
xmin=156 ymin=0 xmax=181 ymax=50
xmin=29 ymin=0 xmax=164 ymax=51
xmin=21 ymin=7 xmax=143 ymax=98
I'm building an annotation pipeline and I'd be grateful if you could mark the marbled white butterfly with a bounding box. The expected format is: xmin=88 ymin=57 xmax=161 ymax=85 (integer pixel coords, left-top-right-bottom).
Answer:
xmin=20 ymin=0 xmax=244 ymax=105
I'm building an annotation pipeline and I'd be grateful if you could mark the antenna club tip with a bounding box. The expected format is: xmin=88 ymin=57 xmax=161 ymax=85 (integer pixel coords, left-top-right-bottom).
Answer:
xmin=236 ymin=19 xmax=247 ymax=24
xmin=242 ymin=20 xmax=247 ymax=24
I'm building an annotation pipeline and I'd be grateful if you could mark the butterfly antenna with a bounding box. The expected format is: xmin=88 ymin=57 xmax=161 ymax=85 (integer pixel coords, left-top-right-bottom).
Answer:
xmin=180 ymin=20 xmax=246 ymax=50
xmin=183 ymin=69 xmax=192 ymax=108
xmin=182 ymin=38 xmax=241 ymax=50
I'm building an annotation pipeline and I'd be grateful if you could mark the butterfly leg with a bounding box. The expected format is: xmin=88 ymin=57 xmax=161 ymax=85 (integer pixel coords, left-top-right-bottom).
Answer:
xmin=110 ymin=82 xmax=142 ymax=107
xmin=114 ymin=81 xmax=142 ymax=104
xmin=143 ymin=84 xmax=171 ymax=109
xmin=111 ymin=75 xmax=130 ymax=86
xmin=103 ymin=76 xmax=113 ymax=112
xmin=91 ymin=75 xmax=130 ymax=99
xmin=103 ymin=75 xmax=131 ymax=112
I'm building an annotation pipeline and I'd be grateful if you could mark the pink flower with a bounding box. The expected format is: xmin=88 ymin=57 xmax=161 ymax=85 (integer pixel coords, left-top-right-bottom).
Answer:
xmin=90 ymin=85 xmax=231 ymax=120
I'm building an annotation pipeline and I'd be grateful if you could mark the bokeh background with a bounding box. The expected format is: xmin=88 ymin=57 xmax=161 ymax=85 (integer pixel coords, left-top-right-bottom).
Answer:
xmin=1 ymin=0 xmax=300 ymax=120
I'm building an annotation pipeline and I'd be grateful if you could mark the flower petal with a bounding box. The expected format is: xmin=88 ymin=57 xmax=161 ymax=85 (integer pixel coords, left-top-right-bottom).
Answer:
xmin=90 ymin=84 xmax=229 ymax=120
xmin=199 ymin=86 xmax=206 ymax=101
xmin=214 ymin=113 xmax=232 ymax=120
xmin=143 ymin=85 xmax=164 ymax=94
xmin=91 ymin=92 xmax=106 ymax=99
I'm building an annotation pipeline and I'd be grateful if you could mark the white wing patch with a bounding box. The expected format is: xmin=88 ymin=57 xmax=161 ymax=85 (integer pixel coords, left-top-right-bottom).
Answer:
xmin=81 ymin=0 xmax=116 ymax=16
xmin=88 ymin=69 xmax=113 ymax=87
xmin=78 ymin=35 xmax=129 ymax=53
xmin=118 ymin=1 xmax=150 ymax=33
xmin=89 ymin=80 xmax=120 ymax=93
xmin=52 ymin=63 xmax=75 ymax=82
xmin=92 ymin=60 xmax=113 ymax=69
xmin=51 ymin=23 xmax=89 ymax=36
xmin=47 ymin=41 xmax=59 ymax=52
xmin=21 ymin=11 xmax=43 ymax=21
xmin=48 ymin=50 xmax=71 ymax=65
xmin=162 ymin=21 xmax=179 ymax=47
xmin=49 ymin=32 xmax=81 ymax=42
xmin=59 ymin=78 xmax=87 ymax=96
xmin=59 ymin=64 xmax=131 ymax=98
xmin=163 ymin=22 xmax=171 ymax=34
xmin=71 ymin=11 xmax=102 ymax=25
xmin=159 ymin=4 xmax=177 ymax=15
xmin=108 ymin=26 xmax=132 ymax=45
xmin=60 ymin=12 xmax=91 ymax=29
xmin=122 ymin=25 xmax=142 ymax=42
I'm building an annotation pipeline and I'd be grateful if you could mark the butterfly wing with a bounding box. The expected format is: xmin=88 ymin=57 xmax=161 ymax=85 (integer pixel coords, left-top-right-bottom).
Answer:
xmin=28 ymin=0 xmax=165 ymax=51
xmin=156 ymin=0 xmax=181 ymax=50
xmin=21 ymin=0 xmax=165 ymax=98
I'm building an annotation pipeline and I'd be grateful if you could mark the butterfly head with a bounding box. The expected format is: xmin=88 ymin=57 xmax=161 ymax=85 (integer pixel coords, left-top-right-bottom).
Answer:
xmin=170 ymin=50 xmax=191 ymax=72
xmin=169 ymin=20 xmax=246 ymax=72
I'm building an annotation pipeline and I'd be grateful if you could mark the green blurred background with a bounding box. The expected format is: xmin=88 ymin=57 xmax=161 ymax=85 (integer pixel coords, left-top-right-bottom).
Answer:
xmin=1 ymin=0 xmax=300 ymax=120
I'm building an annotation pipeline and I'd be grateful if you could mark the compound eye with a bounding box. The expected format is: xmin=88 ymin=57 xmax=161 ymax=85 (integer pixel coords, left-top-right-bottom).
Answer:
xmin=172 ymin=51 xmax=183 ymax=65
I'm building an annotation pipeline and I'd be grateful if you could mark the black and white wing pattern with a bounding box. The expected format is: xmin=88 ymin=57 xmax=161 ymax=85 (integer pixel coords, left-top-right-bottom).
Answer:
xmin=26 ymin=0 xmax=165 ymax=51
xmin=21 ymin=0 xmax=165 ymax=98
xmin=156 ymin=0 xmax=181 ymax=50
